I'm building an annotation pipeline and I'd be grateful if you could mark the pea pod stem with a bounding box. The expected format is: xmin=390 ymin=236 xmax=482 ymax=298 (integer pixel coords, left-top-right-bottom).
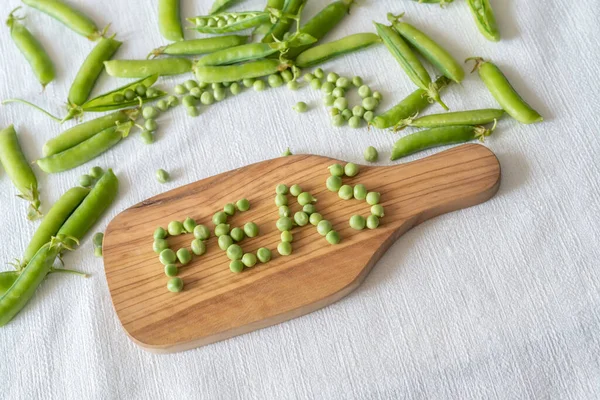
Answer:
xmin=261 ymin=0 xmax=306 ymax=43
xmin=1 ymin=98 xmax=62 ymax=122
xmin=413 ymin=0 xmax=454 ymax=6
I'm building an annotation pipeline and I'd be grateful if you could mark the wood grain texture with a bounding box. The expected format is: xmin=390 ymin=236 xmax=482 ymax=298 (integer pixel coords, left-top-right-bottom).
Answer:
xmin=103 ymin=144 xmax=501 ymax=353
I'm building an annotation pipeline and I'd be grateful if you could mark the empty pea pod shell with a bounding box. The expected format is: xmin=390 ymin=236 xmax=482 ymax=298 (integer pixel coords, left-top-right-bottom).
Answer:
xmin=21 ymin=0 xmax=101 ymax=40
xmin=7 ymin=8 xmax=55 ymax=88
xmin=261 ymin=0 xmax=306 ymax=43
xmin=104 ymin=58 xmax=192 ymax=78
xmin=187 ymin=11 xmax=272 ymax=34
xmin=194 ymin=59 xmax=285 ymax=83
xmin=149 ymin=35 xmax=248 ymax=58
xmin=397 ymin=108 xmax=505 ymax=130
xmin=79 ymin=75 xmax=165 ymax=112
xmin=158 ymin=0 xmax=183 ymax=41
xmin=37 ymin=122 xmax=133 ymax=173
xmin=466 ymin=0 xmax=500 ymax=42
xmin=469 ymin=58 xmax=542 ymax=124
xmin=295 ymin=33 xmax=380 ymax=68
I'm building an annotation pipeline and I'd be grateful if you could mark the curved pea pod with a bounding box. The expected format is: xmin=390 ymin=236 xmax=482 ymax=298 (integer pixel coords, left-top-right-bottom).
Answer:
xmin=149 ymin=35 xmax=248 ymax=58
xmin=187 ymin=11 xmax=272 ymax=34
xmin=375 ymin=22 xmax=448 ymax=110
xmin=7 ymin=8 xmax=55 ymax=88
xmin=21 ymin=0 xmax=101 ymax=40
xmin=158 ymin=0 xmax=183 ymax=41
xmin=194 ymin=59 xmax=287 ymax=83
xmin=104 ymin=58 xmax=192 ymax=78
xmin=295 ymin=33 xmax=380 ymax=68
xmin=468 ymin=57 xmax=542 ymax=124
xmin=261 ymin=0 xmax=306 ymax=43
xmin=389 ymin=14 xmax=464 ymax=83
xmin=0 ymin=272 xmax=19 ymax=297
xmin=57 ymin=169 xmax=119 ymax=242
xmin=68 ymin=35 xmax=122 ymax=107
xmin=390 ymin=124 xmax=496 ymax=160
xmin=37 ymin=122 xmax=133 ymax=174
xmin=466 ymin=0 xmax=500 ymax=42
xmin=285 ymin=0 xmax=354 ymax=59
xmin=21 ymin=186 xmax=90 ymax=267
xmin=80 ymin=75 xmax=165 ymax=112
xmin=397 ymin=109 xmax=505 ymax=130
xmin=0 ymin=125 xmax=42 ymax=220
xmin=371 ymin=76 xmax=451 ymax=130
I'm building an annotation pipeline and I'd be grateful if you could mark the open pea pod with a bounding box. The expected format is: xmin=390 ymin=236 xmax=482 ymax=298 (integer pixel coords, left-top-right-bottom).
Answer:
xmin=81 ymin=74 xmax=165 ymax=112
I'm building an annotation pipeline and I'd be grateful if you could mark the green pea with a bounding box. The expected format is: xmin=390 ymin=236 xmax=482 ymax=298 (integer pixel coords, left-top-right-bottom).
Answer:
xmin=156 ymin=169 xmax=169 ymax=183
xmin=153 ymin=239 xmax=169 ymax=253
xmin=174 ymin=84 xmax=187 ymax=94
xmin=362 ymin=97 xmax=378 ymax=111
xmin=372 ymin=91 xmax=382 ymax=101
xmin=154 ymin=227 xmax=167 ymax=240
xmin=157 ymin=99 xmax=169 ymax=111
xmin=352 ymin=105 xmax=365 ymax=117
xmin=212 ymin=82 xmax=222 ymax=89
xmin=290 ymin=184 xmax=302 ymax=197
xmin=253 ymin=80 xmax=266 ymax=91
xmin=230 ymin=260 xmax=244 ymax=273
xmin=321 ymin=82 xmax=335 ymax=94
xmin=135 ymin=84 xmax=147 ymax=96
xmin=182 ymin=95 xmax=197 ymax=107
xmin=330 ymin=107 xmax=340 ymax=116
xmin=214 ymin=88 xmax=226 ymax=101
xmin=244 ymin=222 xmax=259 ymax=238
xmin=327 ymin=72 xmax=339 ymax=83
xmin=145 ymin=118 xmax=158 ymax=132
xmin=310 ymin=78 xmax=322 ymax=90
xmin=94 ymin=247 xmax=103 ymax=257
xmin=230 ymin=82 xmax=241 ymax=95
xmin=323 ymin=95 xmax=335 ymax=106
xmin=213 ymin=211 xmax=228 ymax=225
xmin=282 ymin=147 xmax=292 ymax=156
xmin=230 ymin=227 xmax=245 ymax=242
xmin=348 ymin=116 xmax=361 ymax=128
xmin=236 ymin=198 xmax=250 ymax=211
xmin=276 ymin=184 xmax=288 ymax=194
xmin=314 ymin=68 xmax=324 ymax=79
xmin=146 ymin=87 xmax=159 ymax=97
xmin=354 ymin=184 xmax=367 ymax=200
xmin=222 ymin=81 xmax=231 ymax=87
xmin=189 ymin=87 xmax=203 ymax=98
xmin=294 ymin=211 xmax=309 ymax=226
xmin=214 ymin=223 xmax=230 ymax=236
xmin=177 ymin=248 xmax=192 ymax=265
xmin=371 ymin=204 xmax=385 ymax=217
xmin=276 ymin=216 xmax=293 ymax=232
xmin=334 ymin=97 xmax=348 ymax=111
xmin=293 ymin=101 xmax=308 ymax=113
xmin=242 ymin=253 xmax=257 ymax=268
xmin=113 ymin=93 xmax=125 ymax=103
xmin=167 ymin=95 xmax=179 ymax=107
xmin=159 ymin=248 xmax=176 ymax=265
xmin=218 ymin=235 xmax=233 ymax=250
xmin=207 ymin=18 xmax=217 ymax=27
xmin=79 ymin=174 xmax=93 ymax=188
xmin=183 ymin=217 xmax=197 ymax=233
xmin=168 ymin=220 xmax=184 ymax=236
xmin=193 ymin=224 xmax=210 ymax=240
xmin=187 ymin=106 xmax=199 ymax=117
xmin=338 ymin=185 xmax=353 ymax=200
xmin=326 ymin=175 xmax=342 ymax=192
xmin=243 ymin=78 xmax=255 ymax=88
xmin=281 ymin=70 xmax=293 ymax=82
xmin=332 ymin=87 xmax=345 ymax=98
xmin=287 ymin=81 xmax=299 ymax=91
xmin=268 ymin=74 xmax=284 ymax=88
xmin=329 ymin=164 xmax=344 ymax=177
xmin=363 ymin=111 xmax=375 ymax=122
xmin=366 ymin=192 xmax=381 ymax=205
xmin=344 ymin=162 xmax=359 ymax=177
xmin=227 ymin=244 xmax=243 ymax=260
xmin=164 ymin=264 xmax=178 ymax=277
xmin=317 ymin=220 xmax=332 ymax=236
xmin=89 ymin=166 xmax=104 ymax=179
xmin=220 ymin=203 xmax=234 ymax=217
xmin=336 ymin=77 xmax=351 ymax=89
xmin=326 ymin=230 xmax=341 ymax=245
xmin=303 ymin=73 xmax=314 ymax=82
xmin=366 ymin=215 xmax=379 ymax=229
xmin=277 ymin=241 xmax=292 ymax=256
xmin=358 ymin=85 xmax=371 ymax=98
xmin=279 ymin=206 xmax=290 ymax=217
xmin=352 ymin=76 xmax=363 ymax=87
xmin=281 ymin=230 xmax=293 ymax=242
xmin=124 ymin=89 xmax=136 ymax=100
xmin=200 ymin=91 xmax=214 ymax=105
xmin=167 ymin=277 xmax=183 ymax=292
xmin=184 ymin=79 xmax=198 ymax=90
xmin=341 ymin=109 xmax=353 ymax=120
xmin=349 ymin=215 xmax=366 ymax=230
xmin=256 ymin=247 xmax=272 ymax=263
xmin=142 ymin=106 xmax=159 ymax=120
xmin=297 ymin=192 xmax=316 ymax=206
xmin=191 ymin=239 xmax=206 ymax=255
xmin=364 ymin=146 xmax=378 ymax=162
xmin=303 ymin=204 xmax=316 ymax=215
xmin=309 ymin=212 xmax=323 ymax=226
xmin=275 ymin=193 xmax=288 ymax=207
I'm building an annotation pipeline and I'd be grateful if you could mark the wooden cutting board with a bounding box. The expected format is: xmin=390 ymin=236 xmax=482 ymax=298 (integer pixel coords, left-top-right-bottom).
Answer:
xmin=103 ymin=144 xmax=500 ymax=353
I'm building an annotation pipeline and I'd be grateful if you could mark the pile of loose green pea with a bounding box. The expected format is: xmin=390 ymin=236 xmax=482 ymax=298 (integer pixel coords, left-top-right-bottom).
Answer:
xmin=326 ymin=162 xmax=384 ymax=230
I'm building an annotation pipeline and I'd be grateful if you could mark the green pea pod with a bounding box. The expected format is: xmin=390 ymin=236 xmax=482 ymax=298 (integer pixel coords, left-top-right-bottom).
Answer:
xmin=295 ymin=33 xmax=380 ymax=68
xmin=468 ymin=57 xmax=542 ymax=124
xmin=254 ymin=0 xmax=285 ymax=35
xmin=44 ymin=109 xmax=137 ymax=157
xmin=196 ymin=32 xmax=315 ymax=66
xmin=371 ymin=76 xmax=451 ymax=130
xmin=285 ymin=0 xmax=354 ymax=59
xmin=194 ymin=59 xmax=286 ymax=83
xmin=7 ymin=8 xmax=55 ymax=88
xmin=261 ymin=0 xmax=306 ymax=43
xmin=57 ymin=169 xmax=119 ymax=242
xmin=188 ymin=11 xmax=272 ymax=34
xmin=413 ymin=0 xmax=454 ymax=6
xmin=104 ymin=58 xmax=192 ymax=78
xmin=375 ymin=22 xmax=448 ymax=110
xmin=391 ymin=124 xmax=496 ymax=160
xmin=81 ymin=75 xmax=163 ymax=111
xmin=21 ymin=0 xmax=101 ymax=40
xmin=149 ymin=35 xmax=248 ymax=58
xmin=68 ymin=35 xmax=122 ymax=107
xmin=466 ymin=0 xmax=500 ymax=42
xmin=389 ymin=14 xmax=464 ymax=83
xmin=397 ymin=109 xmax=505 ymax=130
xmin=0 ymin=125 xmax=42 ymax=220
xmin=158 ymin=0 xmax=183 ymax=41
xmin=21 ymin=186 xmax=90 ymax=267
xmin=0 ymin=272 xmax=19 ymax=297
xmin=37 ymin=122 xmax=133 ymax=174
xmin=209 ymin=0 xmax=238 ymax=14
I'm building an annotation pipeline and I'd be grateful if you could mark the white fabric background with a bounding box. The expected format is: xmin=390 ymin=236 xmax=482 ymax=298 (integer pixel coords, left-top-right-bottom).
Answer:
xmin=1 ymin=0 xmax=599 ymax=399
